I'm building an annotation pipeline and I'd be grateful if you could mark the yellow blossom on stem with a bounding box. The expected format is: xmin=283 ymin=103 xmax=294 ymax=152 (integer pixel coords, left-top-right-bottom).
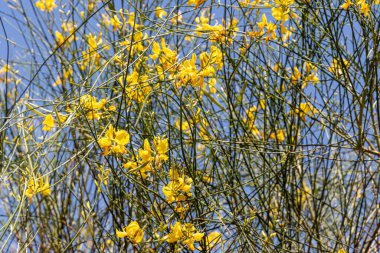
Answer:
xmin=125 ymin=137 xmax=169 ymax=178
xmin=341 ymin=0 xmax=353 ymax=9
xmin=195 ymin=20 xmax=236 ymax=44
xmin=140 ymin=139 xmax=153 ymax=162
xmin=79 ymin=94 xmax=107 ymax=120
xmin=265 ymin=22 xmax=277 ymax=41
xmin=118 ymin=70 xmax=152 ymax=103
xmin=293 ymin=102 xmax=317 ymax=121
xmin=271 ymin=7 xmax=290 ymax=23
xmin=155 ymin=7 xmax=167 ymax=19
xmin=98 ymin=124 xmax=130 ymax=155
xmin=154 ymin=137 xmax=169 ymax=161
xmin=269 ymin=129 xmax=285 ymax=142
xmin=111 ymin=15 xmax=121 ymax=31
xmin=25 ymin=175 xmax=51 ymax=201
xmin=188 ymin=0 xmax=207 ymax=8
xmin=55 ymin=31 xmax=65 ymax=46
xmin=257 ymin=14 xmax=267 ymax=31
xmin=39 ymin=176 xmax=51 ymax=196
xmin=35 ymin=0 xmax=57 ymax=12
xmin=165 ymin=222 xmax=204 ymax=251
xmin=42 ymin=114 xmax=55 ymax=131
xmin=150 ymin=41 xmax=161 ymax=60
xmin=303 ymin=62 xmax=319 ymax=87
xmin=166 ymin=222 xmax=183 ymax=243
xmin=171 ymin=11 xmax=183 ymax=24
xmin=162 ymin=169 xmax=192 ymax=203
xmin=357 ymin=0 xmax=370 ymax=17
xmin=52 ymin=76 xmax=62 ymax=87
xmin=116 ymin=221 xmax=144 ymax=244
xmin=199 ymin=231 xmax=222 ymax=251
xmin=291 ymin=66 xmax=302 ymax=85
xmin=176 ymin=54 xmax=200 ymax=88
xmin=328 ymin=58 xmax=350 ymax=76
xmin=0 ymin=64 xmax=10 ymax=75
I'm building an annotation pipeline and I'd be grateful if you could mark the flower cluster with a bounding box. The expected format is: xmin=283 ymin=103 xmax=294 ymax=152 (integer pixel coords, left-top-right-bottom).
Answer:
xmin=35 ymin=0 xmax=57 ymax=12
xmin=97 ymin=124 xmax=130 ymax=155
xmin=116 ymin=221 xmax=144 ymax=244
xmin=25 ymin=175 xmax=51 ymax=201
xmin=124 ymin=137 xmax=169 ymax=178
xmin=162 ymin=169 xmax=193 ymax=204
xmin=165 ymin=222 xmax=204 ymax=251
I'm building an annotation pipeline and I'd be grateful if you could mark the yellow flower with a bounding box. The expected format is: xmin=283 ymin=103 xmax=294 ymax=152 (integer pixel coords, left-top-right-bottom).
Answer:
xmin=265 ymin=22 xmax=277 ymax=41
xmin=293 ymin=102 xmax=317 ymax=121
xmin=162 ymin=170 xmax=193 ymax=203
xmin=182 ymin=223 xmax=204 ymax=251
xmin=140 ymin=139 xmax=153 ymax=162
xmin=337 ymin=248 xmax=346 ymax=253
xmin=114 ymin=130 xmax=130 ymax=146
xmin=208 ymin=78 xmax=217 ymax=93
xmin=25 ymin=175 xmax=51 ymax=201
xmin=154 ymin=137 xmax=169 ymax=161
xmin=150 ymin=41 xmax=161 ymax=60
xmin=204 ymin=231 xmax=221 ymax=250
xmin=257 ymin=14 xmax=267 ymax=31
xmin=188 ymin=0 xmax=207 ymax=7
xmin=341 ymin=0 xmax=353 ymax=9
xmin=125 ymin=137 xmax=169 ymax=178
xmin=25 ymin=178 xmax=39 ymax=201
xmin=271 ymin=7 xmax=290 ymax=22
xmin=42 ymin=114 xmax=55 ymax=131
xmin=358 ymin=1 xmax=370 ymax=17
xmin=275 ymin=0 xmax=295 ymax=5
xmin=118 ymin=69 xmax=152 ymax=103
xmin=155 ymin=7 xmax=167 ymax=19
xmin=0 ymin=64 xmax=10 ymax=75
xmin=87 ymin=33 xmax=99 ymax=50
xmin=55 ymin=31 xmax=65 ymax=46
xmin=270 ymin=0 xmax=294 ymax=23
xmin=79 ymin=95 xmax=107 ymax=120
xmin=39 ymin=176 xmax=51 ymax=196
xmin=239 ymin=0 xmax=253 ymax=7
xmin=116 ymin=221 xmax=144 ymax=244
xmin=291 ymin=66 xmax=302 ymax=85
xmin=176 ymin=54 xmax=200 ymax=88
xmin=269 ymin=129 xmax=285 ymax=142
xmin=35 ymin=0 xmax=57 ymax=12
xmin=259 ymin=99 xmax=266 ymax=110
xmin=57 ymin=114 xmax=67 ymax=124
xmin=303 ymin=62 xmax=319 ymax=87
xmin=165 ymin=222 xmax=204 ymax=251
xmin=166 ymin=222 xmax=184 ymax=243
xmin=98 ymin=124 xmax=130 ymax=155
xmin=328 ymin=58 xmax=350 ymax=76
xmin=210 ymin=46 xmax=223 ymax=69
xmin=159 ymin=38 xmax=177 ymax=71
xmin=111 ymin=15 xmax=121 ymax=31
xmin=198 ymin=46 xmax=223 ymax=78
xmin=175 ymin=119 xmax=191 ymax=134
xmin=195 ymin=23 xmax=225 ymax=43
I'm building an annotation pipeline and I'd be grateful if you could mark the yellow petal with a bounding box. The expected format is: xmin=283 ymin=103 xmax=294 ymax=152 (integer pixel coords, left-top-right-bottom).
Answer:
xmin=193 ymin=232 xmax=204 ymax=241
xmin=114 ymin=130 xmax=130 ymax=145
xmin=116 ymin=229 xmax=128 ymax=238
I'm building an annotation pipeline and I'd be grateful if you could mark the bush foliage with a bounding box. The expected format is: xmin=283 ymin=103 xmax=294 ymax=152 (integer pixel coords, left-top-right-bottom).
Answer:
xmin=0 ymin=0 xmax=379 ymax=252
